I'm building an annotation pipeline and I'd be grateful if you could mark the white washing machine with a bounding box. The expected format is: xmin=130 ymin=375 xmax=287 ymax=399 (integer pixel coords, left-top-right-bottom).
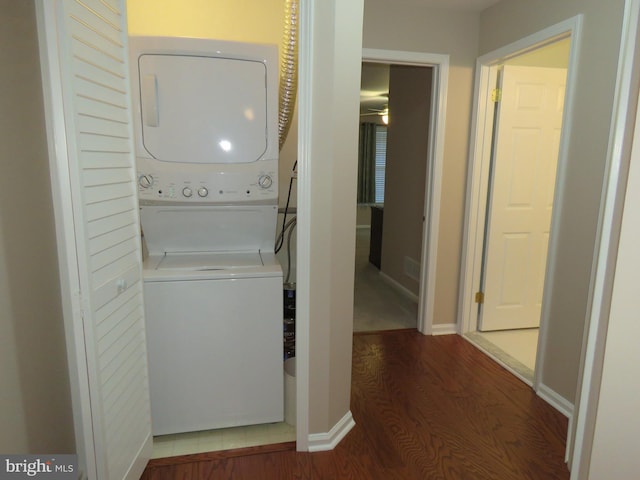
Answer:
xmin=128 ymin=36 xmax=284 ymax=435
xmin=140 ymin=206 xmax=283 ymax=436
xmin=143 ymin=255 xmax=283 ymax=435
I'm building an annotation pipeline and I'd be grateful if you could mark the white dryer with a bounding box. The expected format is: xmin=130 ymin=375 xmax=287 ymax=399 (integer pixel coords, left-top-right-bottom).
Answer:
xmin=128 ymin=36 xmax=283 ymax=435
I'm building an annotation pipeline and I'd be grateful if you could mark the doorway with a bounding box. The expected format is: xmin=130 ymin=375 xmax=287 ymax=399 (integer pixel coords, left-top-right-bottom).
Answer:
xmin=357 ymin=49 xmax=449 ymax=335
xmin=460 ymin=22 xmax=580 ymax=386
xmin=354 ymin=61 xmax=432 ymax=333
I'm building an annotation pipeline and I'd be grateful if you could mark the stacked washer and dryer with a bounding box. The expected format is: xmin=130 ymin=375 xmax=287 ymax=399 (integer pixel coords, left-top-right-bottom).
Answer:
xmin=129 ymin=36 xmax=284 ymax=436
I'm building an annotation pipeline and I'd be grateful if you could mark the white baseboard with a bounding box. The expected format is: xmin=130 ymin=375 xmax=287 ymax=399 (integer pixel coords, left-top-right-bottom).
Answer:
xmin=565 ymin=412 xmax=574 ymax=464
xmin=379 ymin=271 xmax=419 ymax=303
xmin=431 ymin=323 xmax=457 ymax=336
xmin=307 ymin=411 xmax=356 ymax=452
xmin=536 ymin=383 xmax=574 ymax=418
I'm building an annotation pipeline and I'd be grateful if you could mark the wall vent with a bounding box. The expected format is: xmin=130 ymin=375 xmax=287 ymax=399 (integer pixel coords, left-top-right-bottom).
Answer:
xmin=404 ymin=256 xmax=421 ymax=281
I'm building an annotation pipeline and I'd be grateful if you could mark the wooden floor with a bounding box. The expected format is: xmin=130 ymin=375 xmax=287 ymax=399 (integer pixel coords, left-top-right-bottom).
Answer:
xmin=142 ymin=330 xmax=570 ymax=479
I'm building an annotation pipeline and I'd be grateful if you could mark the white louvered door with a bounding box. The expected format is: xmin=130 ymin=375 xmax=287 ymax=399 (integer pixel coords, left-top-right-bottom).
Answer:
xmin=37 ymin=0 xmax=152 ymax=478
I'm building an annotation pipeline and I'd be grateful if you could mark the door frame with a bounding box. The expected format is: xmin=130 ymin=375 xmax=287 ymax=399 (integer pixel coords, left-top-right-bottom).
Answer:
xmin=458 ymin=15 xmax=583 ymax=386
xmin=362 ymin=48 xmax=449 ymax=335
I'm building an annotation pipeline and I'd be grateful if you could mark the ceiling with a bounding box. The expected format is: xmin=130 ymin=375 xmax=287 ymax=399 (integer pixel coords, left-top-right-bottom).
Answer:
xmin=360 ymin=63 xmax=391 ymax=116
xmin=360 ymin=0 xmax=503 ymax=117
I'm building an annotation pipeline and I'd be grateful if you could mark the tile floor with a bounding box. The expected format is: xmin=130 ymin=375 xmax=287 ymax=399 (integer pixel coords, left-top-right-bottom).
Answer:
xmin=477 ymin=328 xmax=539 ymax=371
xmin=151 ymin=422 xmax=296 ymax=459
xmin=465 ymin=328 xmax=539 ymax=383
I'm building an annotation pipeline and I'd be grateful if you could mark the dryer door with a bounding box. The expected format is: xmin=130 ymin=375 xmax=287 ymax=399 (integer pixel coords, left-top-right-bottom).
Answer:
xmin=137 ymin=54 xmax=268 ymax=164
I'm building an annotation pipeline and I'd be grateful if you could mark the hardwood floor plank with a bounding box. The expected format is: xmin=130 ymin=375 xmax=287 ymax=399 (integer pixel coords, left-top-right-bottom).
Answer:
xmin=141 ymin=331 xmax=570 ymax=479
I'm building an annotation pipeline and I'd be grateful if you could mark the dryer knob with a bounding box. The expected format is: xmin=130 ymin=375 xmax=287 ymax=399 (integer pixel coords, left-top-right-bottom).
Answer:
xmin=138 ymin=174 xmax=153 ymax=189
xmin=182 ymin=187 xmax=193 ymax=198
xmin=258 ymin=175 xmax=273 ymax=189
xmin=198 ymin=187 xmax=209 ymax=197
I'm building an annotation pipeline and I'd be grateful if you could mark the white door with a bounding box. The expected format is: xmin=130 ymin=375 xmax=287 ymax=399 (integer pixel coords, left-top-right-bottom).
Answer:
xmin=479 ymin=65 xmax=566 ymax=331
xmin=38 ymin=0 xmax=152 ymax=478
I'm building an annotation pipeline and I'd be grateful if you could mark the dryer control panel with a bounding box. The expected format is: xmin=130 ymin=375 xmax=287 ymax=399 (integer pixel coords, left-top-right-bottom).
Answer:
xmin=137 ymin=168 xmax=278 ymax=205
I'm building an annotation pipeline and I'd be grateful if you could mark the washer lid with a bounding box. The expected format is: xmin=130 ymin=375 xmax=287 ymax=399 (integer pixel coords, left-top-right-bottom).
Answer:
xmin=155 ymin=251 xmax=263 ymax=271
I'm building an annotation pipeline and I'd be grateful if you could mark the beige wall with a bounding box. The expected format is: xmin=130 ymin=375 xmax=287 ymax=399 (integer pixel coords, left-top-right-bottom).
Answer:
xmin=480 ymin=0 xmax=626 ymax=405
xmin=363 ymin=0 xmax=480 ymax=325
xmin=381 ymin=65 xmax=432 ymax=296
xmin=0 ymin=0 xmax=75 ymax=453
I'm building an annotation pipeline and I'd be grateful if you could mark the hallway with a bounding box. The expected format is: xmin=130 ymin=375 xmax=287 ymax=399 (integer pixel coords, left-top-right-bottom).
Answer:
xmin=143 ymin=331 xmax=569 ymax=479
xmin=353 ymin=227 xmax=418 ymax=332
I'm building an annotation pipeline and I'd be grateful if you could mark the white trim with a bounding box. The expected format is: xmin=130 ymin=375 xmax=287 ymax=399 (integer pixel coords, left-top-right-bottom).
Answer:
xmin=536 ymin=383 xmax=573 ymax=419
xmin=295 ymin=0 xmax=313 ymax=453
xmin=379 ymin=271 xmax=419 ymax=303
xmin=570 ymin=0 xmax=640 ymax=476
xmin=477 ymin=17 xmax=581 ymax=65
xmin=431 ymin=323 xmax=457 ymax=336
xmin=457 ymin=17 xmax=583 ymax=401
xmin=566 ymin=413 xmax=574 ymax=464
xmin=362 ymin=49 xmax=449 ymax=336
xmin=307 ymin=411 xmax=356 ymax=452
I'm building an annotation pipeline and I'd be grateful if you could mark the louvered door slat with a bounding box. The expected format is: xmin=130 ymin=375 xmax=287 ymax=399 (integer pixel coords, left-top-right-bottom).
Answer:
xmin=85 ymin=195 xmax=136 ymax=221
xmin=78 ymin=115 xmax=130 ymax=139
xmin=96 ymin=292 xmax=139 ymax=343
xmin=89 ymin=223 xmax=137 ymax=255
xmin=69 ymin=2 xmax=123 ymax=47
xmin=92 ymin=251 xmax=139 ymax=288
xmin=76 ymin=97 xmax=129 ymax=127
xmin=87 ymin=210 xmax=137 ymax=239
xmin=83 ymin=151 xmax=133 ymax=169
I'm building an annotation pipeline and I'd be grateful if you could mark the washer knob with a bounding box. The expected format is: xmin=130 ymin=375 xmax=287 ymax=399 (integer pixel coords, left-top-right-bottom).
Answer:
xmin=138 ymin=174 xmax=153 ymax=188
xmin=182 ymin=187 xmax=193 ymax=198
xmin=258 ymin=174 xmax=273 ymax=189
xmin=198 ymin=187 xmax=209 ymax=197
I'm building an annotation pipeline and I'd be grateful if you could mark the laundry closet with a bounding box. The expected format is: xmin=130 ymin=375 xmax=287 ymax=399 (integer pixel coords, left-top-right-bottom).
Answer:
xmin=129 ymin=35 xmax=285 ymax=435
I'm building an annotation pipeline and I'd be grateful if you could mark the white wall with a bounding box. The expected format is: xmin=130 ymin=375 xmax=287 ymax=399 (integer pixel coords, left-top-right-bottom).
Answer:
xmin=0 ymin=0 xmax=75 ymax=453
xmin=586 ymin=78 xmax=640 ymax=479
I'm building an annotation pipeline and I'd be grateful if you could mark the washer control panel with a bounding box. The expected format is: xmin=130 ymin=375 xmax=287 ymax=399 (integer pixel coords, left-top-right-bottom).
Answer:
xmin=137 ymin=170 xmax=277 ymax=204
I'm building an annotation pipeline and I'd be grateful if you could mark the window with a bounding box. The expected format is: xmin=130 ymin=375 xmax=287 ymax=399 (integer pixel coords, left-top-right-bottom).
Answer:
xmin=358 ymin=123 xmax=387 ymax=205
xmin=374 ymin=125 xmax=387 ymax=203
